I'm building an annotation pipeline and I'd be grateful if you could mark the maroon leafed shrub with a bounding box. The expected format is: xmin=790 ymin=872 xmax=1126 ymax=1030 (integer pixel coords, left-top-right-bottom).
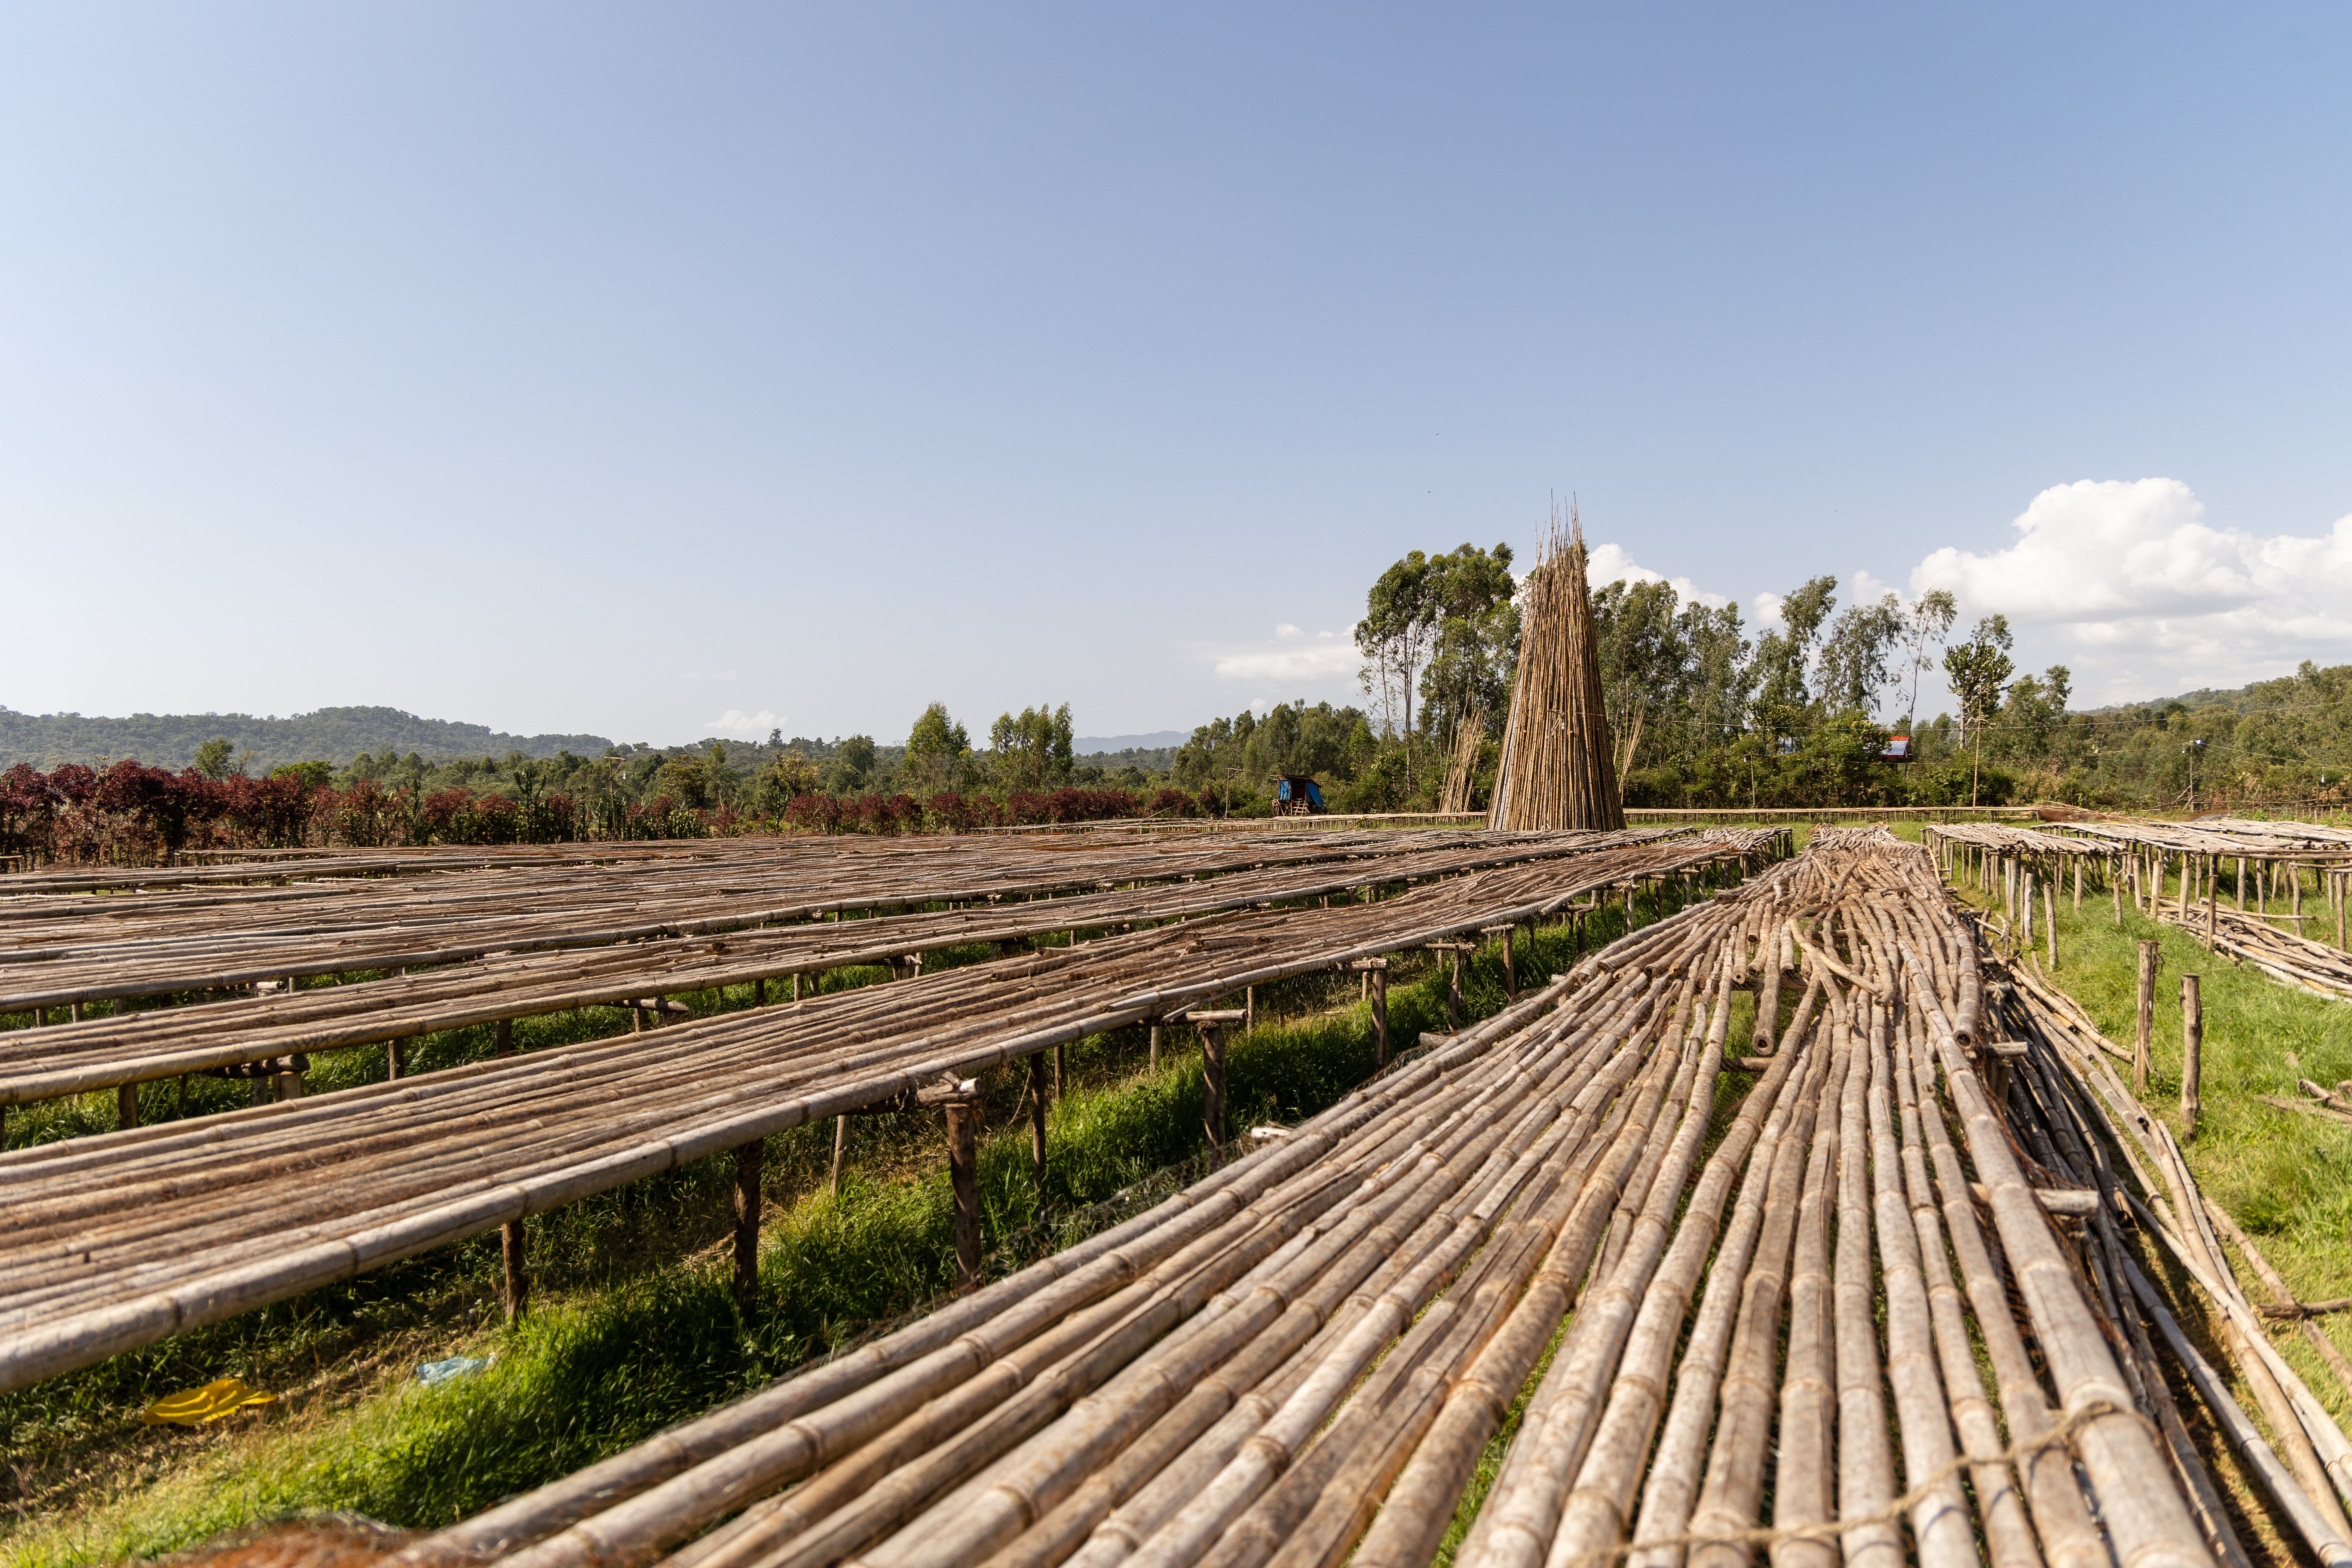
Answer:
xmin=1148 ymin=788 xmax=1200 ymax=818
xmin=785 ymin=793 xmax=843 ymax=834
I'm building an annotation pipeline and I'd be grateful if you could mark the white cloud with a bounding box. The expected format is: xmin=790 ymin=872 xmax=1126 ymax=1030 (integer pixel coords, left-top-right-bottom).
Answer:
xmin=1584 ymin=542 xmax=1732 ymax=610
xmin=1751 ymin=591 xmax=1786 ymax=630
xmin=1213 ymin=625 xmax=1358 ymax=683
xmin=1909 ymin=478 xmax=2352 ymax=700
xmin=703 ymin=708 xmax=781 ymax=736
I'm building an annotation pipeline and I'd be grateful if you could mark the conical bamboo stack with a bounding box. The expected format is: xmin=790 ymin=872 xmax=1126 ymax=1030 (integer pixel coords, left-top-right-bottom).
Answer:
xmin=1488 ymin=506 xmax=1623 ymax=830
xmin=1438 ymin=709 xmax=1485 ymax=814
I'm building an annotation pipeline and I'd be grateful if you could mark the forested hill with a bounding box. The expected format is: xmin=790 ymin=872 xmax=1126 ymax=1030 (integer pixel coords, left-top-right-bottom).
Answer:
xmin=0 ymin=707 xmax=614 ymax=772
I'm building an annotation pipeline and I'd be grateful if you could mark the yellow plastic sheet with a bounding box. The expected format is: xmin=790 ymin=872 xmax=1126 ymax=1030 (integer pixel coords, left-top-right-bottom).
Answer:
xmin=140 ymin=1376 xmax=278 ymax=1427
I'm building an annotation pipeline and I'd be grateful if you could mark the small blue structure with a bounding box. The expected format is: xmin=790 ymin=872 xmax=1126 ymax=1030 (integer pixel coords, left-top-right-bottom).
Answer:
xmin=1272 ymin=775 xmax=1326 ymax=816
xmin=1881 ymin=735 xmax=1914 ymax=762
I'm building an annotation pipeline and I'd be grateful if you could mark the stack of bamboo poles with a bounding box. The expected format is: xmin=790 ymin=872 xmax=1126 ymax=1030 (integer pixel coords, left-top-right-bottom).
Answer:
xmin=1 ymin=828 xmax=1531 ymax=1014
xmin=0 ymin=828 xmax=1685 ymax=1110
xmin=362 ymin=827 xmax=2251 ymax=1568
xmin=2156 ymin=903 xmax=2352 ymax=999
xmin=0 ymin=837 xmax=1778 ymax=1394
xmin=1487 ymin=508 xmax=1624 ymax=833
xmin=1439 ymin=710 xmax=1486 ymax=815
xmin=2000 ymin=965 xmax=2352 ymax=1568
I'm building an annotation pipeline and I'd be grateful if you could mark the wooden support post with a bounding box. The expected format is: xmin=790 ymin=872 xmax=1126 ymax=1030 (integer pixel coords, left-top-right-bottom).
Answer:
xmin=1482 ymin=923 xmax=1518 ymax=998
xmin=830 ymin=1115 xmax=849 ymax=1197
xmin=1245 ymin=985 xmax=1255 ymax=1033
xmin=1029 ymin=1050 xmax=1050 ymax=1194
xmin=388 ymin=1038 xmax=406 ymax=1079
xmin=2181 ymin=973 xmax=2203 ymax=1139
xmin=1185 ymin=1009 xmax=1246 ymax=1153
xmin=493 ymin=1018 xmax=513 ymax=1057
xmin=176 ymin=1074 xmax=187 ymax=1118
xmin=1148 ymin=1022 xmax=1161 ymax=1072
xmin=1052 ymin=1044 xmax=1064 ymax=1098
xmin=2044 ymin=879 xmax=2058 ymax=969
xmin=2135 ymin=939 xmax=2159 ymax=1096
xmin=2236 ymin=856 xmax=2247 ymax=910
xmin=2113 ymin=867 xmax=2123 ymax=927
xmin=632 ymin=1005 xmax=646 ymax=1033
xmin=502 ymin=1218 xmax=528 ymax=1322
xmin=755 ymin=977 xmax=766 ymax=1006
xmin=1351 ymin=959 xmax=1391 ymax=1068
xmin=791 ymin=974 xmax=801 ymax=1003
xmin=945 ymin=1104 xmax=981 ymax=1289
xmin=732 ymin=1138 xmax=763 ymax=1315
xmin=117 ymin=1081 xmax=139 ymax=1131
xmin=2073 ymin=857 xmax=2082 ymax=912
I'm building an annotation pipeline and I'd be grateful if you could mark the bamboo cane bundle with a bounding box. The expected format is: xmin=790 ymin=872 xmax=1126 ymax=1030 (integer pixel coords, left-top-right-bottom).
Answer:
xmin=1486 ymin=509 xmax=1623 ymax=833
xmin=2155 ymin=901 xmax=2352 ymax=997
xmin=1439 ymin=712 xmax=1486 ymax=816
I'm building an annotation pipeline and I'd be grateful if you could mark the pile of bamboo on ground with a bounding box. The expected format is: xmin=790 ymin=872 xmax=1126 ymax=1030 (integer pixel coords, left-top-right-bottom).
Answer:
xmin=0 ymin=829 xmax=1692 ymax=1109
xmin=2157 ymin=902 xmax=2352 ymax=999
xmin=1438 ymin=710 xmax=1485 ymax=815
xmin=1997 ymin=964 xmax=2352 ymax=1567
xmin=1 ymin=828 xmax=1549 ymax=1013
xmin=1487 ymin=509 xmax=1623 ymax=833
xmin=368 ymin=827 xmax=2242 ymax=1568
xmin=0 ymin=836 xmax=1779 ymax=1394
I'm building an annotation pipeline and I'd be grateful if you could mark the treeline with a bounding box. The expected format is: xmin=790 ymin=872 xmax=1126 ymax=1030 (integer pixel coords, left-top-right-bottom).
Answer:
xmin=1347 ymin=546 xmax=2350 ymax=812
xmin=0 ymin=704 xmax=612 ymax=772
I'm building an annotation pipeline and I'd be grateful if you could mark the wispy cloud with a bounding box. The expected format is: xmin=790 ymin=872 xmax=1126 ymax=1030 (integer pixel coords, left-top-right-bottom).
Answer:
xmin=1213 ymin=624 xmax=1358 ymax=683
xmin=703 ymin=708 xmax=781 ymax=736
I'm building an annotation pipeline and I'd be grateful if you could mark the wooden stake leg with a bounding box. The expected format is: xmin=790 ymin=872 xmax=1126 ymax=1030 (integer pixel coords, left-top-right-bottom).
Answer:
xmin=1200 ymin=1024 xmax=1228 ymax=1154
xmin=1373 ymin=969 xmax=1388 ymax=1069
xmin=2181 ymin=974 xmax=2202 ymax=1139
xmin=732 ymin=1139 xmax=763 ymax=1314
xmin=946 ymin=1105 xmax=981 ymax=1289
xmin=502 ymin=1218 xmax=528 ymax=1322
xmin=1029 ymin=1051 xmax=1050 ymax=1195
xmin=117 ymin=1082 xmax=138 ymax=1131
xmin=2135 ymin=940 xmax=2159 ymax=1096
xmin=830 ymin=1114 xmax=849 ymax=1197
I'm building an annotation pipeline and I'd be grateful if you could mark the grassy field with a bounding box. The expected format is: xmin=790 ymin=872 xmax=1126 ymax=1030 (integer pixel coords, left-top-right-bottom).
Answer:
xmin=9 ymin=824 xmax=2346 ymax=1568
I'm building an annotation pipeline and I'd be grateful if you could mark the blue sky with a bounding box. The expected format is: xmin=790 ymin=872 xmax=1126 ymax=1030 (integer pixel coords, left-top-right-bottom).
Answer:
xmin=5 ymin=5 xmax=2349 ymax=747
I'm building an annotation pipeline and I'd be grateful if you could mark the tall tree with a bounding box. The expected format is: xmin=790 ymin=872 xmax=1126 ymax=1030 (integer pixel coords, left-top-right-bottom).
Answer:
xmin=990 ymin=704 xmax=1074 ymax=792
xmin=1753 ymin=576 xmax=1837 ymax=740
xmin=1417 ymin=542 xmax=1521 ymax=745
xmin=903 ymin=702 xmax=971 ymax=795
xmin=1942 ymin=616 xmax=2015 ymax=805
xmin=1355 ymin=552 xmax=1439 ymax=746
xmin=1817 ymin=592 xmax=1906 ymax=717
xmin=1896 ymin=589 xmax=1958 ymax=728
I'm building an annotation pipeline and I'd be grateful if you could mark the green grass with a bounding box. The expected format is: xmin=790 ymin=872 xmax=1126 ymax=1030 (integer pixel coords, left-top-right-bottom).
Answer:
xmin=1 ymin=898 xmax=1679 ymax=1566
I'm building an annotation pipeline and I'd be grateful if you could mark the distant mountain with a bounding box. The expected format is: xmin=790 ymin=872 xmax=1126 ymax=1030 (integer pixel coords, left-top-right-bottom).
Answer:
xmin=1075 ymin=730 xmax=1188 ymax=755
xmin=0 ymin=706 xmax=614 ymax=772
